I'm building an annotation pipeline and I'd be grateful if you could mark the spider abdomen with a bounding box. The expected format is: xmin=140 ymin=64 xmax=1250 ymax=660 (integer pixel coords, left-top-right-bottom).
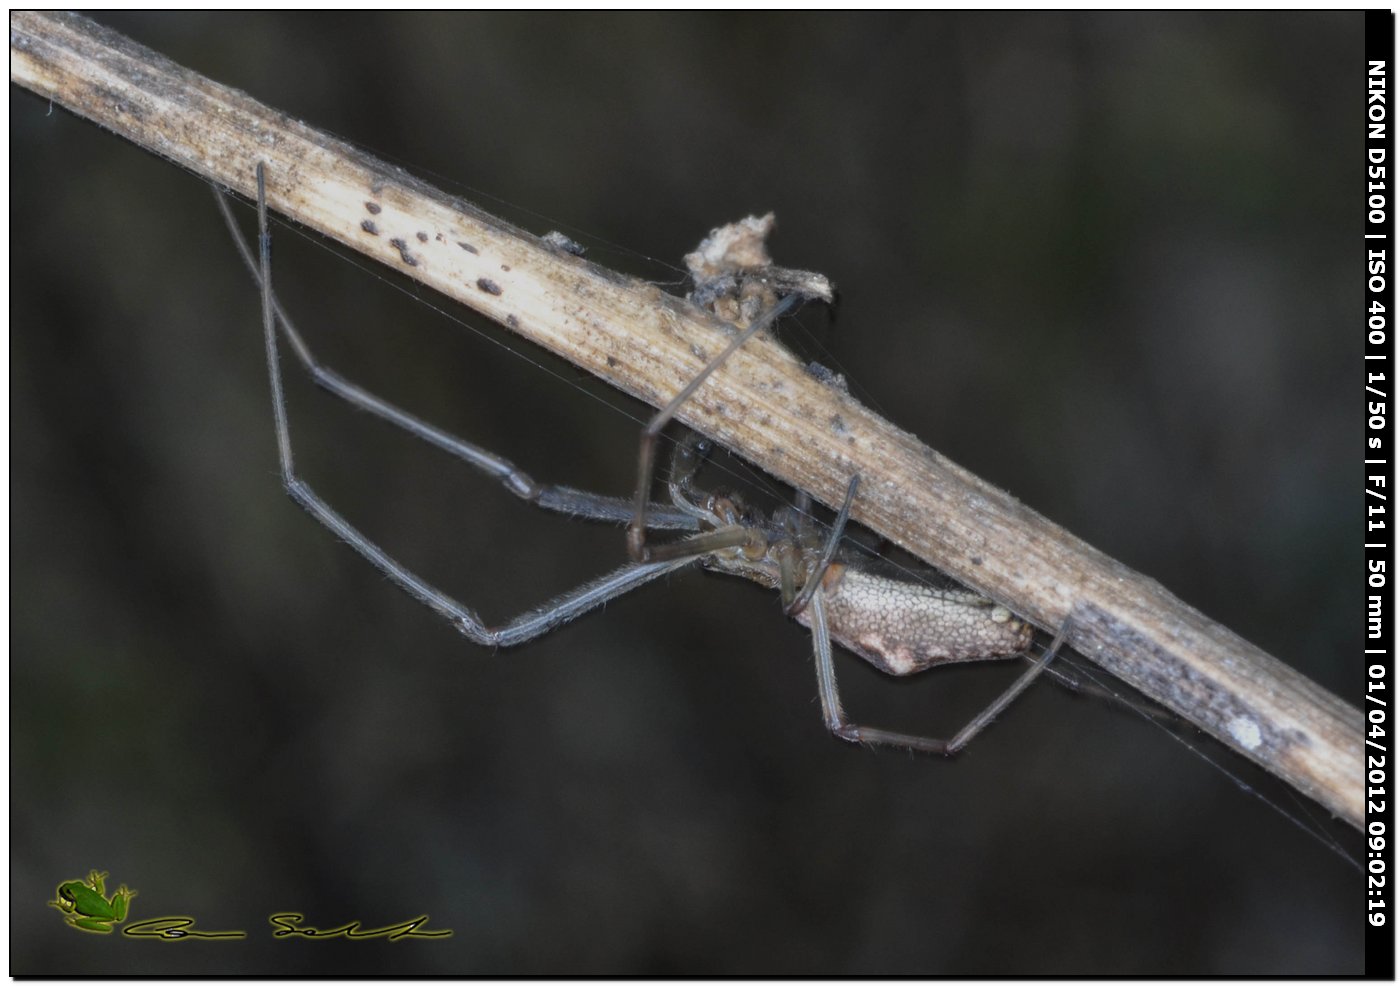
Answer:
xmin=803 ymin=566 xmax=1032 ymax=676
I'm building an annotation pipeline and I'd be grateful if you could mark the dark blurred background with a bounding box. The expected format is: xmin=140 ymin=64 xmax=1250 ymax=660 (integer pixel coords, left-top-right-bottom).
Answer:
xmin=12 ymin=11 xmax=1363 ymax=974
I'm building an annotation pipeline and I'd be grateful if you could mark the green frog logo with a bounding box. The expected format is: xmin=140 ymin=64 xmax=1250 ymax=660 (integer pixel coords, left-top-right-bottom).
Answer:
xmin=49 ymin=870 xmax=136 ymax=934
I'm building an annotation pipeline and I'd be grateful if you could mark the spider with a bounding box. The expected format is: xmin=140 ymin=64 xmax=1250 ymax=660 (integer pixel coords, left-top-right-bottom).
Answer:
xmin=214 ymin=163 xmax=1064 ymax=756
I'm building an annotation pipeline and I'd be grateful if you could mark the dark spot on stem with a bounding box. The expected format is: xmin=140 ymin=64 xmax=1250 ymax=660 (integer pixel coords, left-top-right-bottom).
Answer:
xmin=506 ymin=315 xmax=520 ymax=330
xmin=806 ymin=360 xmax=849 ymax=392
xmin=364 ymin=201 xmax=382 ymax=215
xmin=477 ymin=278 xmax=502 ymax=295
xmin=389 ymin=238 xmax=418 ymax=266
xmin=416 ymin=231 xmax=429 ymax=243
xmin=361 ymin=220 xmax=379 ymax=235
xmin=500 ymin=264 xmax=511 ymax=272
xmin=458 ymin=241 xmax=478 ymax=254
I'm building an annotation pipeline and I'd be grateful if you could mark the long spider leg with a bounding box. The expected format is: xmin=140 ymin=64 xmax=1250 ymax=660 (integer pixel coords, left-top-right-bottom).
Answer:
xmin=627 ymin=293 xmax=799 ymax=561
xmin=215 ymin=183 xmax=700 ymax=534
xmin=809 ymin=592 xmax=1069 ymax=755
xmin=249 ymin=163 xmax=697 ymax=646
xmin=1031 ymin=652 xmax=1184 ymax=728
xmin=784 ymin=474 xmax=859 ymax=616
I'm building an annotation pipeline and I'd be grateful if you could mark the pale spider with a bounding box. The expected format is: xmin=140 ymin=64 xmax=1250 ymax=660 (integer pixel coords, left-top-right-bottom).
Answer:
xmin=214 ymin=164 xmax=1065 ymax=756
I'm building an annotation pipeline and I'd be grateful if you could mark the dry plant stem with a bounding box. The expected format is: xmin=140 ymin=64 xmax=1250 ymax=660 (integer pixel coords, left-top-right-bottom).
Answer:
xmin=11 ymin=11 xmax=1364 ymax=828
